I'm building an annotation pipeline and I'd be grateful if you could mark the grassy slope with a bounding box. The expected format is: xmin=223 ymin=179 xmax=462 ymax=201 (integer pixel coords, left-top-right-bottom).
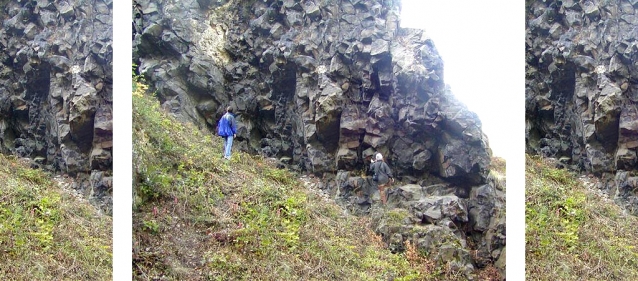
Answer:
xmin=0 ymin=155 xmax=112 ymax=280
xmin=526 ymin=155 xmax=638 ymax=280
xmin=132 ymin=81 xmax=490 ymax=280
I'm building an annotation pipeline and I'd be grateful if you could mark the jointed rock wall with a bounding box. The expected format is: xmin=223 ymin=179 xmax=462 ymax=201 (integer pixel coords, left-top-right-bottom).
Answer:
xmin=0 ymin=0 xmax=113 ymax=213
xmin=134 ymin=0 xmax=491 ymax=186
xmin=526 ymin=0 xmax=638 ymax=214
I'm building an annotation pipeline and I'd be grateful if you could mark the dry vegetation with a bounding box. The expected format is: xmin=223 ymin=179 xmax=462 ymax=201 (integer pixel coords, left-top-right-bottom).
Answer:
xmin=131 ymin=79 xmax=489 ymax=280
xmin=0 ymin=154 xmax=112 ymax=280
xmin=526 ymin=155 xmax=638 ymax=280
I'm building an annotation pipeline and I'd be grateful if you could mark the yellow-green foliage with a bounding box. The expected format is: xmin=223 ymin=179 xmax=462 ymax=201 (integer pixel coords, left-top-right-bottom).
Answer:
xmin=0 ymin=155 xmax=112 ymax=280
xmin=132 ymin=80 xmax=469 ymax=280
xmin=526 ymin=154 xmax=638 ymax=280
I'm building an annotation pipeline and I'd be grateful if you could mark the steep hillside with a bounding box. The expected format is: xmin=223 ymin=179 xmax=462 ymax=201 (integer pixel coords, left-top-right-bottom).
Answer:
xmin=132 ymin=81 xmax=503 ymax=280
xmin=0 ymin=154 xmax=112 ymax=280
xmin=526 ymin=155 xmax=638 ymax=280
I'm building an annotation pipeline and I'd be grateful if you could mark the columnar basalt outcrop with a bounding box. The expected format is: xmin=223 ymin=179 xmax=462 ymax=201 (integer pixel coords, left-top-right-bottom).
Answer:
xmin=526 ymin=0 xmax=638 ymax=214
xmin=134 ymin=0 xmax=504 ymax=275
xmin=0 ymin=0 xmax=113 ymax=214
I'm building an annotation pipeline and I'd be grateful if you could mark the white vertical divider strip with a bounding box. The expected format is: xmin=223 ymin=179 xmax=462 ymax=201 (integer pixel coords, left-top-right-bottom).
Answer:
xmin=507 ymin=0 xmax=526 ymax=278
xmin=112 ymin=1 xmax=133 ymax=279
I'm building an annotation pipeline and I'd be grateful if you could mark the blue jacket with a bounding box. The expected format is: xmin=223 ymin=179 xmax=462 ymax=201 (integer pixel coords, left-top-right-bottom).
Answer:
xmin=217 ymin=112 xmax=237 ymax=137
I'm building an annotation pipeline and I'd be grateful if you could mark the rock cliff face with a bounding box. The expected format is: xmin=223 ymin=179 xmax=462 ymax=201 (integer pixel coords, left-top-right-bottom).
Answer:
xmin=526 ymin=0 xmax=638 ymax=214
xmin=0 ymin=0 xmax=113 ymax=214
xmin=134 ymin=0 xmax=503 ymax=275
xmin=134 ymin=0 xmax=492 ymax=184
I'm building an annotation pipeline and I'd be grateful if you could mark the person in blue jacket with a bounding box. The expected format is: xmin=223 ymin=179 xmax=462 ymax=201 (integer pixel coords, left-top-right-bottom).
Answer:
xmin=217 ymin=106 xmax=237 ymax=159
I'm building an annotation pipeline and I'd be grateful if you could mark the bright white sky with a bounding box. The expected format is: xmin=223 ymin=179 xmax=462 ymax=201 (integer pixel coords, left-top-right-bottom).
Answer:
xmin=399 ymin=0 xmax=521 ymax=159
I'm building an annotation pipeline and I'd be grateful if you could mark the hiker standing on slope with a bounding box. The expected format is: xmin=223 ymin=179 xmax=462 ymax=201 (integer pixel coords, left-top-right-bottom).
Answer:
xmin=217 ymin=106 xmax=237 ymax=160
xmin=370 ymin=153 xmax=394 ymax=205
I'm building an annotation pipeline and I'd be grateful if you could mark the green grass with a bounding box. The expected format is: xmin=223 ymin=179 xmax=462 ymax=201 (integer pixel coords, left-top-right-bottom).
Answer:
xmin=0 ymin=155 xmax=112 ymax=280
xmin=526 ymin=154 xmax=638 ymax=280
xmin=132 ymin=80 xmax=479 ymax=280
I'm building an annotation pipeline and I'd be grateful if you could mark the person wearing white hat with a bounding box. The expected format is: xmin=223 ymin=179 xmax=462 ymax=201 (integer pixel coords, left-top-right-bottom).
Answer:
xmin=370 ymin=152 xmax=394 ymax=204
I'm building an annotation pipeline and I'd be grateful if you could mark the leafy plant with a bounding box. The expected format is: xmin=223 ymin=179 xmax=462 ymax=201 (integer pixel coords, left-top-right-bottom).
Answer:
xmin=264 ymin=167 xmax=296 ymax=185
xmin=0 ymin=154 xmax=112 ymax=280
xmin=143 ymin=219 xmax=160 ymax=234
xmin=526 ymin=154 xmax=638 ymax=280
xmin=17 ymin=168 xmax=48 ymax=185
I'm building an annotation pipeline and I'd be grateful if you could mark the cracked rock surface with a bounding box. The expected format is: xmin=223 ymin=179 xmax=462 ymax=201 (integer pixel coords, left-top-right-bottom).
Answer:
xmin=0 ymin=0 xmax=113 ymax=214
xmin=526 ymin=0 xmax=638 ymax=215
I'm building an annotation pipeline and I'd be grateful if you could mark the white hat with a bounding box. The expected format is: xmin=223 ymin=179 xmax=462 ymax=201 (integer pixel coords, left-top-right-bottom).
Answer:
xmin=375 ymin=153 xmax=383 ymax=161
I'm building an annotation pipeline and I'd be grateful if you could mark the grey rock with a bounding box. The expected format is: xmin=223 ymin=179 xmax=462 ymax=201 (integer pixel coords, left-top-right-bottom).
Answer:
xmin=412 ymin=224 xmax=475 ymax=277
xmin=526 ymin=0 xmax=638 ymax=213
xmin=411 ymin=195 xmax=468 ymax=224
xmin=0 ymin=0 xmax=112 ymax=214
